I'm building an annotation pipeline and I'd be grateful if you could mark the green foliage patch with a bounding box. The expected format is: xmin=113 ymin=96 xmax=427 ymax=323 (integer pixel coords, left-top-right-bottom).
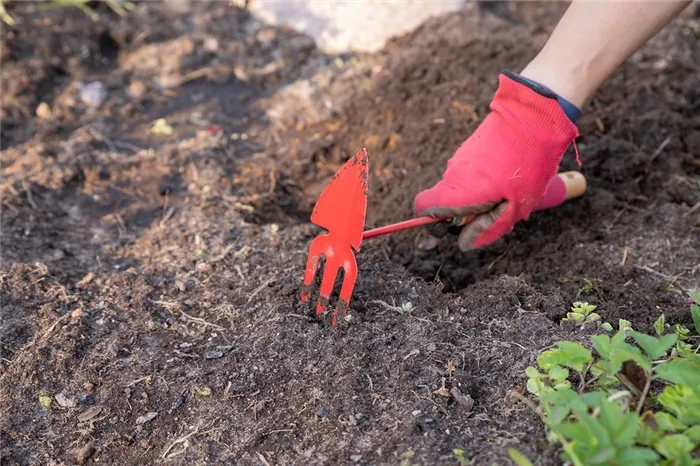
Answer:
xmin=517 ymin=294 xmax=700 ymax=465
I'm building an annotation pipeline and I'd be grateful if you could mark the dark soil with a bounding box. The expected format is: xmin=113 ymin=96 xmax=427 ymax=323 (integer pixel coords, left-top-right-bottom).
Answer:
xmin=1 ymin=2 xmax=699 ymax=465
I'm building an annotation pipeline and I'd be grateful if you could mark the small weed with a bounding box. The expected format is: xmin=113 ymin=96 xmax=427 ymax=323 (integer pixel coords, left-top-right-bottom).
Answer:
xmin=399 ymin=302 xmax=414 ymax=313
xmin=399 ymin=448 xmax=416 ymax=466
xmin=194 ymin=386 xmax=211 ymax=397
xmin=0 ymin=0 xmax=15 ymax=25
xmin=523 ymin=293 xmax=700 ymax=465
xmin=453 ymin=448 xmax=471 ymax=465
xmin=562 ymin=301 xmax=600 ymax=324
xmin=507 ymin=448 xmax=533 ymax=466
xmin=42 ymin=0 xmax=134 ymax=21
xmin=39 ymin=394 xmax=52 ymax=408
xmin=576 ymin=277 xmax=605 ymax=299
xmin=562 ymin=301 xmax=616 ymax=332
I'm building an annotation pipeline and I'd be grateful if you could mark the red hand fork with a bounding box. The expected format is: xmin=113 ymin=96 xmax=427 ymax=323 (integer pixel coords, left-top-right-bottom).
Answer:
xmin=300 ymin=148 xmax=586 ymax=325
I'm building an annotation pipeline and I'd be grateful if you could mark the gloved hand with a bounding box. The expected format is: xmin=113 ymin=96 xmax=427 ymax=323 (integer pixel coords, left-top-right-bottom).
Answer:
xmin=413 ymin=70 xmax=581 ymax=251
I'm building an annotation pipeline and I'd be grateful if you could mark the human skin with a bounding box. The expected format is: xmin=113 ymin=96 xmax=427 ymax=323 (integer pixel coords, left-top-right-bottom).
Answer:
xmin=451 ymin=0 xmax=693 ymax=249
xmin=520 ymin=0 xmax=693 ymax=109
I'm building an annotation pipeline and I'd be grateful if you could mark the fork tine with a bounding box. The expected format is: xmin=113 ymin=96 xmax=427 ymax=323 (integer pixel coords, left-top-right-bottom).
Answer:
xmin=332 ymin=255 xmax=358 ymax=325
xmin=316 ymin=259 xmax=339 ymax=316
xmin=300 ymin=235 xmax=326 ymax=302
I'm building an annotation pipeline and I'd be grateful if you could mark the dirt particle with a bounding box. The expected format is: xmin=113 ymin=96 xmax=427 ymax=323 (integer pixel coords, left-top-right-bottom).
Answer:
xmin=80 ymin=81 xmax=107 ymax=108
xmin=78 ymin=394 xmax=96 ymax=405
xmin=135 ymin=412 xmax=159 ymax=425
xmin=36 ymin=102 xmax=52 ymax=120
xmin=77 ymin=405 xmax=102 ymax=423
xmin=450 ymin=387 xmax=474 ymax=412
xmin=205 ymin=350 xmax=224 ymax=359
xmin=76 ymin=443 xmax=95 ymax=465
xmin=71 ymin=308 xmax=84 ymax=319
xmin=55 ymin=393 xmax=75 ymax=408
xmin=127 ymin=80 xmax=146 ymax=99
xmin=76 ymin=272 xmax=95 ymax=288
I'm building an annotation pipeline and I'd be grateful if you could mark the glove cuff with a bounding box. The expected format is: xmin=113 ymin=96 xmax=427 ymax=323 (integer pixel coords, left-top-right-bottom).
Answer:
xmin=490 ymin=70 xmax=580 ymax=169
xmin=503 ymin=69 xmax=581 ymax=123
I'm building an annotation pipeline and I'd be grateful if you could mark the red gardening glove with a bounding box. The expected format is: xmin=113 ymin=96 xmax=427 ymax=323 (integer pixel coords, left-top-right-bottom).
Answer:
xmin=414 ymin=71 xmax=580 ymax=251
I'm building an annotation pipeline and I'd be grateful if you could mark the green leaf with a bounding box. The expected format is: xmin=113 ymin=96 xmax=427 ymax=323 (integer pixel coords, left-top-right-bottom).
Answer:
xmin=655 ymin=412 xmax=687 ymax=432
xmin=453 ymin=448 xmax=470 ymax=466
xmin=675 ymin=324 xmax=690 ymax=340
xmin=195 ymin=385 xmax=212 ymax=396
xmin=690 ymin=303 xmax=700 ymax=335
xmin=507 ymin=448 xmax=534 ymax=466
xmin=601 ymin=322 xmax=613 ymax=332
xmin=685 ymin=425 xmax=700 ymax=442
xmin=689 ymin=291 xmax=700 ymax=304
xmin=525 ymin=366 xmax=540 ymax=379
xmin=630 ymin=331 xmax=677 ymax=360
xmin=615 ymin=412 xmax=641 ymax=447
xmin=554 ymin=421 xmax=593 ymax=445
xmin=526 ymin=377 xmax=540 ymax=395
xmin=589 ymin=447 xmax=615 ymax=464
xmin=577 ymin=411 xmax=612 ymax=447
xmin=39 ymin=395 xmax=52 ymax=408
xmin=572 ymin=301 xmax=597 ymax=315
xmin=619 ymin=319 xmax=633 ymax=332
xmin=538 ymin=341 xmax=593 ymax=372
xmin=655 ymin=434 xmax=695 ymax=461
xmin=566 ymin=312 xmax=586 ymax=323
xmin=548 ymin=365 xmax=569 ymax=382
xmin=653 ymin=314 xmax=666 ymax=335
xmin=655 ymin=359 xmax=700 ymax=392
xmin=616 ymin=447 xmax=660 ymax=464
xmin=657 ymin=385 xmax=700 ymax=425
xmin=592 ymin=334 xmax=612 ymax=359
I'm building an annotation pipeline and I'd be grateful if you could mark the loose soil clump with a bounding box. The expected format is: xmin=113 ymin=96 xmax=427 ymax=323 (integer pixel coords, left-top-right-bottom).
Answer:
xmin=1 ymin=2 xmax=698 ymax=465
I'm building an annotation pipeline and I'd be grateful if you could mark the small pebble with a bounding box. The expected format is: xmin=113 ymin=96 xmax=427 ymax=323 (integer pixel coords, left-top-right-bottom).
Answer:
xmin=76 ymin=442 xmax=95 ymax=465
xmin=36 ymin=102 xmax=52 ymax=120
xmin=205 ymin=350 xmax=224 ymax=359
xmin=316 ymin=407 xmax=330 ymax=419
xmin=412 ymin=410 xmax=422 ymax=416
xmin=71 ymin=309 xmax=84 ymax=319
xmin=417 ymin=236 xmax=439 ymax=251
xmin=450 ymin=387 xmax=475 ymax=412
xmin=203 ymin=37 xmax=219 ymax=52
xmin=78 ymin=394 xmax=95 ymax=405
xmin=55 ymin=393 xmax=76 ymax=408
xmin=127 ymin=80 xmax=146 ymax=99
xmin=80 ymin=81 xmax=107 ymax=108
xmin=135 ymin=411 xmax=158 ymax=425
xmin=350 ymin=455 xmax=363 ymax=463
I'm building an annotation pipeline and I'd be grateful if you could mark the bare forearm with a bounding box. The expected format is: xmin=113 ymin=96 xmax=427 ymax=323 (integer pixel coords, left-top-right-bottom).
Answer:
xmin=520 ymin=0 xmax=691 ymax=108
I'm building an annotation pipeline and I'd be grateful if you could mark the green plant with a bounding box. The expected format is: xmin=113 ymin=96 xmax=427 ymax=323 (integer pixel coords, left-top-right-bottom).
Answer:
xmin=453 ymin=448 xmax=471 ymax=465
xmin=42 ymin=0 xmax=134 ymax=21
xmin=0 ymin=0 xmax=14 ymax=25
xmin=563 ymin=301 xmax=602 ymax=324
xmin=523 ymin=294 xmax=700 ymax=465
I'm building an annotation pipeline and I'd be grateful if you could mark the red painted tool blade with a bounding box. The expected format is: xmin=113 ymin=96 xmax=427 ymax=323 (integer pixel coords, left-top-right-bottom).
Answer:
xmin=309 ymin=148 xmax=369 ymax=252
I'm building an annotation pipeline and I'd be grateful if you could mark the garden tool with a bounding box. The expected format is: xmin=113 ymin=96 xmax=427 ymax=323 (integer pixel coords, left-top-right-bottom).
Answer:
xmin=300 ymin=148 xmax=587 ymax=325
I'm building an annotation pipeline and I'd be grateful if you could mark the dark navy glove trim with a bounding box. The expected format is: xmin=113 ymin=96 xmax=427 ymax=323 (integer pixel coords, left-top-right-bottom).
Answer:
xmin=501 ymin=69 xmax=581 ymax=123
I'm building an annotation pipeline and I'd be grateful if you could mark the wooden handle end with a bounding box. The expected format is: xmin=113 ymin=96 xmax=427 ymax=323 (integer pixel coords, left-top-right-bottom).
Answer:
xmin=556 ymin=171 xmax=587 ymax=200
